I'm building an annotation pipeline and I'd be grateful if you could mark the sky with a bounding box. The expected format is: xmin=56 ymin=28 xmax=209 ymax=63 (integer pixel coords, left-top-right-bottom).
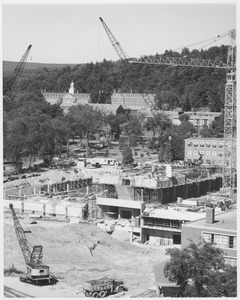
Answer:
xmin=1 ymin=0 xmax=237 ymax=64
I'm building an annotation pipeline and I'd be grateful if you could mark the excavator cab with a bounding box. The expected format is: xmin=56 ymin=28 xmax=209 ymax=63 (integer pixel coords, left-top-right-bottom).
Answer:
xmin=25 ymin=263 xmax=50 ymax=284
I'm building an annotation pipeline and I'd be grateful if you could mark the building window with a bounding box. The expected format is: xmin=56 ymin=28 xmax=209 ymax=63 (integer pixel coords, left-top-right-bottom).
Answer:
xmin=229 ymin=236 xmax=237 ymax=248
xmin=194 ymin=142 xmax=198 ymax=147
xmin=188 ymin=142 xmax=192 ymax=147
xmin=200 ymin=142 xmax=204 ymax=147
xmin=206 ymin=142 xmax=211 ymax=147
xmin=206 ymin=151 xmax=210 ymax=157
xmin=203 ymin=233 xmax=214 ymax=243
xmin=212 ymin=151 xmax=216 ymax=157
xmin=194 ymin=151 xmax=198 ymax=157
xmin=188 ymin=150 xmax=192 ymax=156
xmin=212 ymin=143 xmax=217 ymax=148
xmin=195 ymin=119 xmax=200 ymax=125
xmin=203 ymin=119 xmax=208 ymax=126
xmin=203 ymin=233 xmax=237 ymax=249
xmin=219 ymin=143 xmax=223 ymax=148
xmin=218 ymin=152 xmax=223 ymax=157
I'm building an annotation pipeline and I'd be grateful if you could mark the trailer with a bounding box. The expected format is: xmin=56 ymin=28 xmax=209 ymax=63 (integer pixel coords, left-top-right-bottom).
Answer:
xmin=87 ymin=158 xmax=119 ymax=167
xmin=83 ymin=277 xmax=127 ymax=297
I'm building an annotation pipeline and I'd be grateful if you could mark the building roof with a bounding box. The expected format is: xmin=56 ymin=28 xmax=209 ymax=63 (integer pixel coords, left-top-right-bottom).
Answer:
xmin=111 ymin=92 xmax=155 ymax=99
xmin=182 ymin=210 xmax=237 ymax=232
xmin=185 ymin=137 xmax=224 ymax=141
xmin=88 ymin=103 xmax=121 ymax=114
xmin=143 ymin=206 xmax=207 ymax=222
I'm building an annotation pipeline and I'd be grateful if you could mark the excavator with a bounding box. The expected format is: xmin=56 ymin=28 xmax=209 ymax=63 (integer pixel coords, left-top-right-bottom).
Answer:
xmin=9 ymin=203 xmax=54 ymax=285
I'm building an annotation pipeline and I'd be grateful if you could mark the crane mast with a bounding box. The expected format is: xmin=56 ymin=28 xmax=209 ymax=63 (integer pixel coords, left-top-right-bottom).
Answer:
xmin=130 ymin=29 xmax=236 ymax=198
xmin=222 ymin=29 xmax=236 ymax=197
xmin=4 ymin=44 xmax=32 ymax=95
xmin=99 ymin=17 xmax=127 ymax=60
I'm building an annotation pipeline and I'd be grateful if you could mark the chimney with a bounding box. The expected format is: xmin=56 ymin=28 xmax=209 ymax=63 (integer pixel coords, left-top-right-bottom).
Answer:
xmin=205 ymin=208 xmax=215 ymax=224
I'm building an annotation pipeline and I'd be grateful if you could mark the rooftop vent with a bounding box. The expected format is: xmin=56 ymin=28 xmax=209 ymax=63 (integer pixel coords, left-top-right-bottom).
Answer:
xmin=205 ymin=208 xmax=215 ymax=224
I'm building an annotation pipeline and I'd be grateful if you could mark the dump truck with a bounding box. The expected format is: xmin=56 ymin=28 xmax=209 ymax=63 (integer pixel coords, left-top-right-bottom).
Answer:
xmin=83 ymin=277 xmax=127 ymax=297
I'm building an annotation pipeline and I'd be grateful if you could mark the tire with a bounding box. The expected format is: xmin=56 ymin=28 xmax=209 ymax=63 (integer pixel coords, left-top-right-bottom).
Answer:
xmin=85 ymin=291 xmax=91 ymax=297
xmin=99 ymin=290 xmax=107 ymax=298
xmin=118 ymin=287 xmax=124 ymax=293
xmin=92 ymin=292 xmax=99 ymax=298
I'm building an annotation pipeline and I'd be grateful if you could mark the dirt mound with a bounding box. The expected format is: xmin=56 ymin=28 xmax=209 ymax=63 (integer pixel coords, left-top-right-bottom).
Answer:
xmin=4 ymin=220 xmax=167 ymax=292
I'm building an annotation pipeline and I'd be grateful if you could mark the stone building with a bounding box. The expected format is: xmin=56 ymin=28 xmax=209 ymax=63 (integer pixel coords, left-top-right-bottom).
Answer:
xmin=42 ymin=81 xmax=90 ymax=108
xmin=111 ymin=92 xmax=155 ymax=111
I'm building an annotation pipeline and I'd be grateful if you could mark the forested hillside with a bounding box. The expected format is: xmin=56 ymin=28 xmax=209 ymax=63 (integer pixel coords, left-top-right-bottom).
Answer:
xmin=3 ymin=45 xmax=228 ymax=112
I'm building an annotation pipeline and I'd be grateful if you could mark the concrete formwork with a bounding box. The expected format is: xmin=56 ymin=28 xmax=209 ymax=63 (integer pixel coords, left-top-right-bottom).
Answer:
xmin=133 ymin=176 xmax=222 ymax=204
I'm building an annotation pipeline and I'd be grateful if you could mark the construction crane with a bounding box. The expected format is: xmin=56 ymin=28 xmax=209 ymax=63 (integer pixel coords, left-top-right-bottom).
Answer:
xmin=9 ymin=203 xmax=51 ymax=285
xmin=3 ymin=44 xmax=32 ymax=96
xmin=129 ymin=29 xmax=236 ymax=198
xmin=99 ymin=17 xmax=127 ymax=60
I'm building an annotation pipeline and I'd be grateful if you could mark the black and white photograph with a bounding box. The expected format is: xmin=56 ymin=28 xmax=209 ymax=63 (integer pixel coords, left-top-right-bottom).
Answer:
xmin=2 ymin=0 xmax=237 ymax=298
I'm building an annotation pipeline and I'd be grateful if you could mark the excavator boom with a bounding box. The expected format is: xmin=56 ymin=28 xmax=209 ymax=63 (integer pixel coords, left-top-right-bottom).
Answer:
xmin=9 ymin=203 xmax=33 ymax=264
xmin=9 ymin=204 xmax=50 ymax=284
xmin=4 ymin=44 xmax=32 ymax=95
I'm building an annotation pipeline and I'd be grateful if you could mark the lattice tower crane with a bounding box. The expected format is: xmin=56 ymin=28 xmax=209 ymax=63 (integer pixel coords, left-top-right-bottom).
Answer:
xmin=9 ymin=203 xmax=51 ymax=284
xmin=99 ymin=17 xmax=128 ymax=60
xmin=129 ymin=29 xmax=236 ymax=198
xmin=3 ymin=44 xmax=32 ymax=96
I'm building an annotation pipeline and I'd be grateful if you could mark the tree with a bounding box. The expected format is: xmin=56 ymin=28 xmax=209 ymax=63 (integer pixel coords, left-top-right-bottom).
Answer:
xmin=105 ymin=113 xmax=128 ymax=140
xmin=119 ymin=115 xmax=142 ymax=148
xmin=67 ymin=104 xmax=105 ymax=158
xmin=200 ymin=114 xmax=224 ymax=138
xmin=164 ymin=241 xmax=237 ymax=297
xmin=122 ymin=147 xmax=134 ymax=165
xmin=145 ymin=112 xmax=171 ymax=137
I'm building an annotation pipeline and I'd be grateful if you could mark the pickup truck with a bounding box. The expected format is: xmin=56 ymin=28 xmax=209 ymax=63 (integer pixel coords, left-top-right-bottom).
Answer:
xmin=83 ymin=277 xmax=127 ymax=297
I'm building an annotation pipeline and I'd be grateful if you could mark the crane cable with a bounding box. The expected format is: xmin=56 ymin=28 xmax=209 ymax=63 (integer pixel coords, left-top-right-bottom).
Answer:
xmin=10 ymin=213 xmax=14 ymax=269
xmin=173 ymin=31 xmax=229 ymax=52
xmin=20 ymin=218 xmax=42 ymax=248
xmin=197 ymin=34 xmax=228 ymax=51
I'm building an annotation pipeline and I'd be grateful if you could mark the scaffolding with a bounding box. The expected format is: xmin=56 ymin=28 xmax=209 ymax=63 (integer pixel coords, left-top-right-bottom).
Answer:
xmin=40 ymin=178 xmax=92 ymax=195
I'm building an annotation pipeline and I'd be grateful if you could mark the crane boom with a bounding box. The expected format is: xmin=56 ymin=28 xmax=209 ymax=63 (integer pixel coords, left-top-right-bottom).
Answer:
xmin=99 ymin=17 xmax=127 ymax=60
xmin=129 ymin=55 xmax=228 ymax=69
xmin=4 ymin=44 xmax=32 ymax=95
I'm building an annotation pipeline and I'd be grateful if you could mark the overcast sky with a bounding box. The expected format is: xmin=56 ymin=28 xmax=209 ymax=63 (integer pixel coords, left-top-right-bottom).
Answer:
xmin=2 ymin=0 xmax=237 ymax=64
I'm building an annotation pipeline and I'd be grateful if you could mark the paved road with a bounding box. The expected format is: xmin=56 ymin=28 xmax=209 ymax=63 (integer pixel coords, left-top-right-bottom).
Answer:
xmin=4 ymin=286 xmax=34 ymax=298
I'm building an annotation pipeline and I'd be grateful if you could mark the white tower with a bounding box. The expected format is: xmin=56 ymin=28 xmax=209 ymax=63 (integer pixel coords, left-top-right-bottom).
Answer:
xmin=69 ymin=81 xmax=74 ymax=94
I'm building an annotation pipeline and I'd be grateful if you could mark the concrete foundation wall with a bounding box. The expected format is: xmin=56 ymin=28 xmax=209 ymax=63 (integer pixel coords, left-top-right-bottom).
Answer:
xmin=135 ymin=176 xmax=222 ymax=204
xmin=4 ymin=199 xmax=87 ymax=219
